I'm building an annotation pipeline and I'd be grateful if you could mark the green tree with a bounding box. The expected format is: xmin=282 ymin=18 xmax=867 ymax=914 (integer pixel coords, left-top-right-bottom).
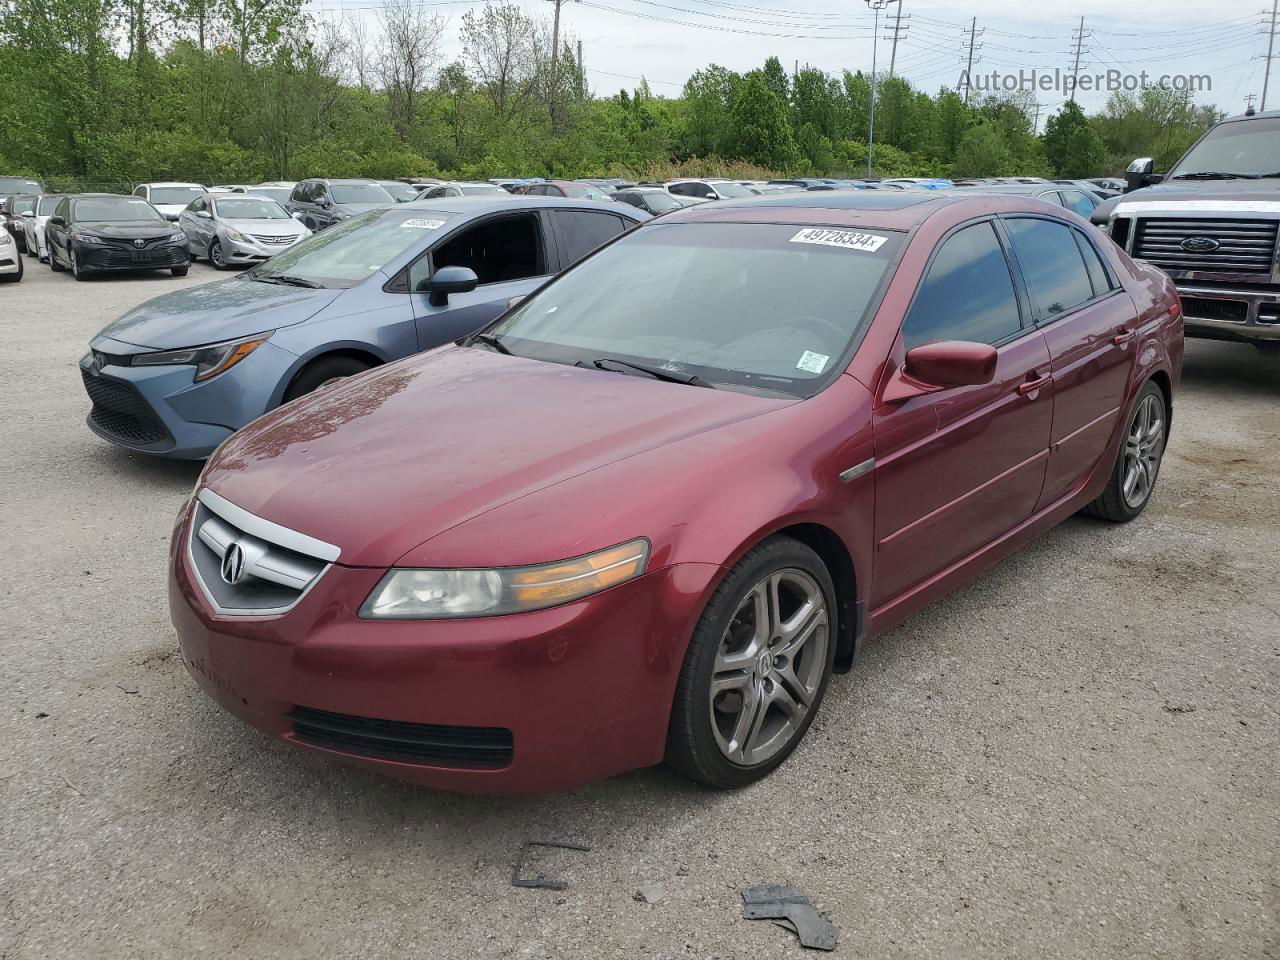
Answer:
xmin=952 ymin=122 xmax=1011 ymax=177
xmin=726 ymin=72 xmax=796 ymax=170
xmin=1043 ymin=100 xmax=1107 ymax=178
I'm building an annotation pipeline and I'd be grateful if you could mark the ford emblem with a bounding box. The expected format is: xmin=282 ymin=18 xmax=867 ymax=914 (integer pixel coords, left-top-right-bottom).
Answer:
xmin=1180 ymin=236 xmax=1219 ymax=253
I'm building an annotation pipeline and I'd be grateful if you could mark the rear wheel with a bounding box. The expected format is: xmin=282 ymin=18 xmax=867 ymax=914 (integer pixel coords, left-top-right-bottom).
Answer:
xmin=282 ymin=355 xmax=372 ymax=403
xmin=1083 ymin=380 xmax=1167 ymax=523
xmin=666 ymin=536 xmax=837 ymax=788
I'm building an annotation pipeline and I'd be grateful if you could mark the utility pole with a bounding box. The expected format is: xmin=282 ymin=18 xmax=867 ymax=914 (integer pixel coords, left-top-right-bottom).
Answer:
xmin=577 ymin=39 xmax=584 ymax=99
xmin=1263 ymin=0 xmax=1278 ymax=110
xmin=885 ymin=6 xmax=910 ymax=79
xmin=1031 ymin=100 xmax=1043 ymax=135
xmin=1068 ymin=17 xmax=1090 ymax=105
xmin=547 ymin=0 xmax=576 ymax=125
xmin=961 ymin=17 xmax=983 ymax=104
xmin=864 ymin=0 xmax=899 ymax=179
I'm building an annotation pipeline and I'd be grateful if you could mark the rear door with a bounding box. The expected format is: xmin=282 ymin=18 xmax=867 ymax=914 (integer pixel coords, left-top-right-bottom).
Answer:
xmin=1001 ymin=215 xmax=1139 ymax=508
xmin=871 ymin=219 xmax=1054 ymax=605
xmin=407 ymin=210 xmax=556 ymax=347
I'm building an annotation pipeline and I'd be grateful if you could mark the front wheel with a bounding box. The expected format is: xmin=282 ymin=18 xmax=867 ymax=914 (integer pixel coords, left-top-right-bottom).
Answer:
xmin=208 ymin=239 xmax=227 ymax=270
xmin=1083 ymin=380 xmax=1167 ymax=523
xmin=282 ymin=355 xmax=371 ymax=403
xmin=666 ymin=536 xmax=837 ymax=789
xmin=70 ymin=246 xmax=87 ymax=281
xmin=171 ymin=265 xmax=188 ymax=277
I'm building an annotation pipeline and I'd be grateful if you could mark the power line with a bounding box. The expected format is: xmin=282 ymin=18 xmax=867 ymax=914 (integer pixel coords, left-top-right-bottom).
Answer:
xmin=1263 ymin=0 xmax=1278 ymax=110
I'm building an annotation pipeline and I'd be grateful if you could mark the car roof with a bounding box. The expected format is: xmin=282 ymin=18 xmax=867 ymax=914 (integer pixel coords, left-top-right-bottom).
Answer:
xmin=407 ymin=195 xmax=647 ymax=218
xmin=1221 ymin=108 xmax=1280 ymax=123
xmin=953 ymin=183 xmax=1061 ymax=195
xmin=655 ymin=190 xmax=978 ymax=230
xmin=141 ymin=182 xmax=204 ymax=188
xmin=308 ymin=178 xmax=383 ymax=185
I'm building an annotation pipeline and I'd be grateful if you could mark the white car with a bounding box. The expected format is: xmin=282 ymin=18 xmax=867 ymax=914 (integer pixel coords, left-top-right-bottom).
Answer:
xmin=0 ymin=228 xmax=21 ymax=283
xmin=665 ymin=178 xmax=757 ymax=201
xmin=132 ymin=182 xmax=208 ymax=221
xmin=22 ymin=193 xmax=66 ymax=262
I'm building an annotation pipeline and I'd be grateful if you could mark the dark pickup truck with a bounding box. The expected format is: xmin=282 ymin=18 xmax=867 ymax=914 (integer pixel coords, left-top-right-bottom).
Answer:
xmin=1092 ymin=110 xmax=1280 ymax=353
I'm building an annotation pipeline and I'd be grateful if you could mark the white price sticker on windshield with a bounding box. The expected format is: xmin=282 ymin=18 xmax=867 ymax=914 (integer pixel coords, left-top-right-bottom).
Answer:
xmin=796 ymin=350 xmax=830 ymax=374
xmin=401 ymin=218 xmax=446 ymax=229
xmin=789 ymin=228 xmax=887 ymax=252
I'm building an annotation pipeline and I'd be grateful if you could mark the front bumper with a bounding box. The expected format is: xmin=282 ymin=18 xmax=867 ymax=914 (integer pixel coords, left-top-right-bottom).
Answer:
xmin=222 ymin=234 xmax=305 ymax=264
xmin=1174 ymin=283 xmax=1280 ymax=343
xmin=75 ymin=240 xmax=190 ymax=273
xmin=79 ymin=335 xmax=298 ymax=458
xmin=168 ymin=503 xmax=719 ymax=793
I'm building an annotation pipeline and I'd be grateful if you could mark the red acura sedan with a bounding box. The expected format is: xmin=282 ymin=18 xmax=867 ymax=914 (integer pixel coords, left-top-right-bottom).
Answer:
xmin=170 ymin=191 xmax=1182 ymax=793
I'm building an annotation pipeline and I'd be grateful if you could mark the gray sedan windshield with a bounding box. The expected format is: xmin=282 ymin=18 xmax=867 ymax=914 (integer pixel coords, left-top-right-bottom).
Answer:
xmin=215 ymin=197 xmax=290 ymax=219
xmin=490 ymin=222 xmax=901 ymax=397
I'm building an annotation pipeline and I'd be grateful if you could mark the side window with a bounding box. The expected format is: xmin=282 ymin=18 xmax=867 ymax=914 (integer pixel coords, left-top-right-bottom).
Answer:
xmin=423 ymin=186 xmax=444 ymax=199
xmin=316 ymin=184 xmax=331 ymax=204
xmin=616 ymin=193 xmax=641 ymax=209
xmin=1004 ymin=217 xmax=1096 ymax=319
xmin=668 ymin=183 xmax=688 ymax=196
xmin=1061 ymin=190 xmax=1097 ymax=218
xmin=133 ymin=186 xmax=146 ymax=197
xmin=189 ymin=197 xmax=204 ymax=213
xmin=902 ymin=221 xmax=1023 ymax=350
xmin=56 ymin=198 xmax=70 ymax=221
xmin=429 ymin=214 xmax=545 ymax=288
xmin=1074 ymin=230 xmax=1115 ymax=297
xmin=556 ymin=211 xmax=627 ymax=265
xmin=695 ymin=183 xmax=714 ymax=198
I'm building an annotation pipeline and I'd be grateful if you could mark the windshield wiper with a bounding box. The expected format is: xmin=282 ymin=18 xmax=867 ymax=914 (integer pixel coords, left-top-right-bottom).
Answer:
xmin=253 ymin=274 xmax=323 ymax=288
xmin=1171 ymin=171 xmax=1261 ymax=180
xmin=591 ymin=357 xmax=715 ymax=388
xmin=468 ymin=333 xmax=511 ymax=355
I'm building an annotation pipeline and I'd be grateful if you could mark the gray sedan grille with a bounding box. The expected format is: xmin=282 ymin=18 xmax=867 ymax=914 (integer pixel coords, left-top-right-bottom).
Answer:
xmin=187 ymin=489 xmax=339 ymax=616
xmin=249 ymin=233 xmax=299 ymax=245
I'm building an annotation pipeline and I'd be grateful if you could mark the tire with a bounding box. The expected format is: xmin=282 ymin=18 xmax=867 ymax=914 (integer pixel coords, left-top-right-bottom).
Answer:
xmin=665 ymin=535 xmax=837 ymax=789
xmin=208 ymin=239 xmax=227 ymax=270
xmin=70 ymin=246 xmax=87 ymax=281
xmin=171 ymin=265 xmax=189 ymax=277
xmin=282 ymin=355 xmax=372 ymax=403
xmin=1083 ymin=380 xmax=1167 ymax=523
xmin=49 ymin=244 xmax=64 ymax=271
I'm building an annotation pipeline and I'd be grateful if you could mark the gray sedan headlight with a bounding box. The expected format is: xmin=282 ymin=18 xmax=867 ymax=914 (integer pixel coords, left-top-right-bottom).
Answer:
xmin=132 ymin=332 xmax=272 ymax=382
xmin=360 ymin=539 xmax=650 ymax=619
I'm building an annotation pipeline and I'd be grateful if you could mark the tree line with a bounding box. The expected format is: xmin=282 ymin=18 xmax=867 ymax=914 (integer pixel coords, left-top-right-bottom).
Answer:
xmin=0 ymin=0 xmax=1224 ymax=189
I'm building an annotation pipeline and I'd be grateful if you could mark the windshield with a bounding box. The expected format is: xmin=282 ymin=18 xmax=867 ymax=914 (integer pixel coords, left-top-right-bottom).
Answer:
xmin=249 ymin=186 xmax=292 ymax=204
xmin=380 ymin=182 xmax=419 ymax=202
xmin=215 ymin=197 xmax=289 ymax=219
xmin=710 ymin=181 xmax=753 ymax=198
xmin=635 ymin=191 xmax=681 ymax=212
xmin=561 ymin=184 xmax=612 ymax=201
xmin=0 ymin=177 xmax=41 ymax=194
xmin=74 ymin=197 xmax=162 ymax=222
xmin=488 ymin=222 xmax=901 ymax=397
xmin=331 ymin=183 xmax=394 ymax=204
xmin=37 ymin=195 xmax=65 ymax=215
xmin=248 ymin=208 xmax=455 ymax=287
xmin=150 ymin=186 xmax=205 ymax=204
xmin=13 ymin=196 xmax=36 ymax=213
xmin=1169 ymin=117 xmax=1280 ymax=177
xmin=460 ymin=184 xmax=507 ymax=196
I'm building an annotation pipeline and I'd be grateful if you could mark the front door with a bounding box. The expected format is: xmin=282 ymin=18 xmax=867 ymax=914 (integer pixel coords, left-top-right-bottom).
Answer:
xmin=872 ymin=219 xmax=1054 ymax=606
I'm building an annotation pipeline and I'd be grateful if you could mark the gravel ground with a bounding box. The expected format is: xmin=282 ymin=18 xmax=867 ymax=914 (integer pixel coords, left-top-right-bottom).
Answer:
xmin=1 ymin=259 xmax=1278 ymax=960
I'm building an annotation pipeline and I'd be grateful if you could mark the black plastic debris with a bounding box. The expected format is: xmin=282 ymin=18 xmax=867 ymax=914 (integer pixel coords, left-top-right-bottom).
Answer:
xmin=741 ymin=884 xmax=838 ymax=951
xmin=510 ymin=841 xmax=591 ymax=890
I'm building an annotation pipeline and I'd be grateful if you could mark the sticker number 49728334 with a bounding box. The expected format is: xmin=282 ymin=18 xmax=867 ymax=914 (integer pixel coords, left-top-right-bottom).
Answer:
xmin=789 ymin=228 xmax=887 ymax=252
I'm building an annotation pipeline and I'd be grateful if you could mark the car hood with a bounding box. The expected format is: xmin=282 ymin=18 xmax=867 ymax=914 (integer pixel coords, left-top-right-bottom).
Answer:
xmin=96 ymin=277 xmax=342 ymax=350
xmin=77 ymin=220 xmax=175 ymax=239
xmin=223 ymin=217 xmax=305 ymax=236
xmin=200 ymin=346 xmax=793 ymax=567
xmin=1104 ymin=180 xmax=1280 ymax=216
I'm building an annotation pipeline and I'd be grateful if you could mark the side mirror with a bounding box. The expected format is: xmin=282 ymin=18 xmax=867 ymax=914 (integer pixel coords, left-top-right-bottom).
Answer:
xmin=882 ymin=341 xmax=998 ymax=403
xmin=20 ymin=210 xmax=34 ymax=218
xmin=318 ymin=197 xmax=332 ymax=208
xmin=1124 ymin=157 xmax=1162 ymax=193
xmin=425 ymin=265 xmax=479 ymax=306
xmin=196 ymin=210 xmax=212 ymax=219
xmin=48 ymin=215 xmax=65 ymax=227
xmin=291 ymin=211 xmax=304 ymax=221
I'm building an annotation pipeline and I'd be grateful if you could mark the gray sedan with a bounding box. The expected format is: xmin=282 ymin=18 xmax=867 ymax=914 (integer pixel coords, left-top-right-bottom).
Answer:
xmin=179 ymin=194 xmax=311 ymax=270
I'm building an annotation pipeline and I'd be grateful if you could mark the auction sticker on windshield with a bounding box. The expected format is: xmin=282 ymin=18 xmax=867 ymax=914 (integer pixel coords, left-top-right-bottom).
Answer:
xmin=789 ymin=228 xmax=888 ymax=252
xmin=401 ymin=218 xmax=447 ymax=229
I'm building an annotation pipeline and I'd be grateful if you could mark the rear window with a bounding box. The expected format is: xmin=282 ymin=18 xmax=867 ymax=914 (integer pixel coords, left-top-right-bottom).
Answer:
xmin=1004 ymin=217 xmax=1096 ymax=318
xmin=0 ymin=177 xmax=42 ymax=194
xmin=149 ymin=186 xmax=205 ymax=204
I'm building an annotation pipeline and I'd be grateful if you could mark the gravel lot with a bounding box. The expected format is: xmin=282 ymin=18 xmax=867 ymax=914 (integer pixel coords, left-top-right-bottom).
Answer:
xmin=2 ymin=259 xmax=1278 ymax=960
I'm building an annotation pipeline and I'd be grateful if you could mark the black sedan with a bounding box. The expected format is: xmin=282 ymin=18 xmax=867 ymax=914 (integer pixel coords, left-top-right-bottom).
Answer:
xmin=47 ymin=194 xmax=190 ymax=280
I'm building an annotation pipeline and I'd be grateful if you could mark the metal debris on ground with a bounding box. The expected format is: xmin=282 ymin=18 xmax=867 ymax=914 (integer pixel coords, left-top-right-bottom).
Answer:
xmin=741 ymin=883 xmax=838 ymax=951
xmin=510 ymin=841 xmax=591 ymax=891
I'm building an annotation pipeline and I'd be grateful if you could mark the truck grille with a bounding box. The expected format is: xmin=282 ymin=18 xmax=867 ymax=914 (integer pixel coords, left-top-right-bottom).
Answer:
xmin=290 ymin=706 xmax=514 ymax=769
xmin=81 ymin=368 xmax=171 ymax=446
xmin=1133 ymin=218 xmax=1279 ymax=274
xmin=187 ymin=489 xmax=338 ymax=615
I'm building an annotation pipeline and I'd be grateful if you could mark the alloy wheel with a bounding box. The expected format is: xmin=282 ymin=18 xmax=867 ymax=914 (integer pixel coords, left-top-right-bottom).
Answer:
xmin=210 ymin=240 xmax=225 ymax=269
xmin=1122 ymin=393 xmax=1164 ymax=509
xmin=708 ymin=569 xmax=829 ymax=767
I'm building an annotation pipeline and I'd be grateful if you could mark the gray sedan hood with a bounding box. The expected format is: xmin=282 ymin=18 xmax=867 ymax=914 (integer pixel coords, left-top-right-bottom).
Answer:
xmin=222 ymin=217 xmax=307 ymax=237
xmin=97 ymin=277 xmax=341 ymax=350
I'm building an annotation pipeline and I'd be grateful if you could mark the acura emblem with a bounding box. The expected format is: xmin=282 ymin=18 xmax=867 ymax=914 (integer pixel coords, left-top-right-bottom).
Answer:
xmin=220 ymin=542 xmax=247 ymax=585
xmin=1180 ymin=236 xmax=1219 ymax=253
xmin=132 ymin=238 xmax=145 ymax=248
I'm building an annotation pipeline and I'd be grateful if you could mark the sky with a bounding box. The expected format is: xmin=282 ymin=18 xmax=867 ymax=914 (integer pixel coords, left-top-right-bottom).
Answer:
xmin=307 ymin=0 xmax=1279 ymax=125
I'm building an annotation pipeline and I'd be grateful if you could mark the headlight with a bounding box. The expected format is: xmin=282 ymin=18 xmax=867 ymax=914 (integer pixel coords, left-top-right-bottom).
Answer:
xmin=72 ymin=231 xmax=105 ymax=244
xmin=0 ymin=232 xmax=11 ymax=245
xmin=224 ymin=227 xmax=246 ymax=243
xmin=360 ymin=539 xmax=650 ymax=619
xmin=132 ymin=332 xmax=271 ymax=381
xmin=168 ymin=231 xmax=187 ymax=243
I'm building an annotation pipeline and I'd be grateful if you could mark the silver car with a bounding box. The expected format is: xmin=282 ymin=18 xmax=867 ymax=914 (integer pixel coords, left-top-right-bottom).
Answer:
xmin=179 ymin=193 xmax=311 ymax=269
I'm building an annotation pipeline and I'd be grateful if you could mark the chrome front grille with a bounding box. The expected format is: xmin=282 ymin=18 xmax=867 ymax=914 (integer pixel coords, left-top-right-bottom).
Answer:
xmin=250 ymin=233 xmax=298 ymax=245
xmin=1132 ymin=218 xmax=1279 ymax=274
xmin=187 ymin=489 xmax=339 ymax=616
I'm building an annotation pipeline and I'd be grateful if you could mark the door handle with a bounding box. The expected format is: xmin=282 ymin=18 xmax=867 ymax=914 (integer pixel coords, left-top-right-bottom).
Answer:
xmin=1017 ymin=376 xmax=1049 ymax=397
xmin=1112 ymin=329 xmax=1135 ymax=346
